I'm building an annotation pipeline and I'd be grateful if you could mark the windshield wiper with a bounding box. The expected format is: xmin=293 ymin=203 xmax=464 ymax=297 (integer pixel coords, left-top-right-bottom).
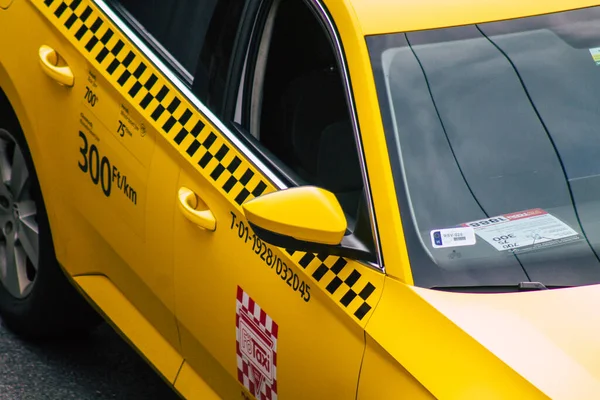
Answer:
xmin=430 ymin=282 xmax=572 ymax=293
xmin=518 ymin=282 xmax=548 ymax=291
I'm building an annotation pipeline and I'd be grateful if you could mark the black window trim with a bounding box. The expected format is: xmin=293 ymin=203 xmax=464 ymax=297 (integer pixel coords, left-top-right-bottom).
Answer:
xmin=306 ymin=0 xmax=384 ymax=271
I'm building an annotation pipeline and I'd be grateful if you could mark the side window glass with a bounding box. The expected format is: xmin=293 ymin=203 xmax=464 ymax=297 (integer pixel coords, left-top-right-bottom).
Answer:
xmin=113 ymin=0 xmax=217 ymax=74
xmin=111 ymin=0 xmax=246 ymax=115
xmin=192 ymin=0 xmax=246 ymax=115
xmin=250 ymin=0 xmax=361 ymax=213
xmin=242 ymin=0 xmax=376 ymax=256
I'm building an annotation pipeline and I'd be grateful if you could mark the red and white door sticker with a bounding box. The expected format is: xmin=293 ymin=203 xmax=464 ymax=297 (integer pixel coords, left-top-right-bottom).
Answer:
xmin=236 ymin=286 xmax=278 ymax=400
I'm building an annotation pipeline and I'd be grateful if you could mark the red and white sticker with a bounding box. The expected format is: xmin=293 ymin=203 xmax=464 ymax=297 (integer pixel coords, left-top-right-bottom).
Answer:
xmin=236 ymin=287 xmax=278 ymax=400
xmin=461 ymin=208 xmax=579 ymax=252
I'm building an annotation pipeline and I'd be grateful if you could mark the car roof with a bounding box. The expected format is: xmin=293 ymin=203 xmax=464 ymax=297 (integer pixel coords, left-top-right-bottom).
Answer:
xmin=339 ymin=0 xmax=600 ymax=36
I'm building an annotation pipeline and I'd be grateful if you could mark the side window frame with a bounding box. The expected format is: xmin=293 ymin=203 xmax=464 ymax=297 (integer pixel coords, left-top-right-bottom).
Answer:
xmin=229 ymin=0 xmax=385 ymax=270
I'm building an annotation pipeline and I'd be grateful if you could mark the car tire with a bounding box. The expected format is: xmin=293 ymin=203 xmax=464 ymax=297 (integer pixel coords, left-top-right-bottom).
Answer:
xmin=0 ymin=113 xmax=102 ymax=339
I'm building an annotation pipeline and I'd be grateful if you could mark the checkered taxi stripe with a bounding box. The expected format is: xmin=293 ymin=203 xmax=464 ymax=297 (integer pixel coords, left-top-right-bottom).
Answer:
xmin=34 ymin=0 xmax=380 ymax=322
xmin=285 ymin=250 xmax=375 ymax=320
xmin=43 ymin=0 xmax=269 ymax=206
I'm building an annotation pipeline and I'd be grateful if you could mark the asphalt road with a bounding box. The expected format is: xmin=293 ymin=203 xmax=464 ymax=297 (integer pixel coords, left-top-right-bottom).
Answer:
xmin=0 ymin=319 xmax=180 ymax=400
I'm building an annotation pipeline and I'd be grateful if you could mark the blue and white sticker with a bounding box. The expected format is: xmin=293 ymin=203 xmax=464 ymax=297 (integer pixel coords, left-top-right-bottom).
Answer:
xmin=430 ymin=227 xmax=476 ymax=249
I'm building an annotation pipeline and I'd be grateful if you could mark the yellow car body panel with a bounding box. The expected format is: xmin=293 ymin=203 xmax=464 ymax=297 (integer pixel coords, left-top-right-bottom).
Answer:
xmin=26 ymin=0 xmax=383 ymax=323
xmin=174 ymin=361 xmax=221 ymax=400
xmin=0 ymin=0 xmax=598 ymax=398
xmin=412 ymin=283 xmax=600 ymax=398
xmin=174 ymin=163 xmax=384 ymax=398
xmin=358 ymin=333 xmax=437 ymax=400
xmin=14 ymin=0 xmax=183 ymax=365
xmin=74 ymin=275 xmax=184 ymax=383
xmin=366 ymin=278 xmax=549 ymax=399
xmin=348 ymin=0 xmax=600 ymax=35
xmin=12 ymin=0 xmax=384 ymax=397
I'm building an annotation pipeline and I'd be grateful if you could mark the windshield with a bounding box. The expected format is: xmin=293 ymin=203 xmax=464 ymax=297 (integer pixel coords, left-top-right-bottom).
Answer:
xmin=367 ymin=6 xmax=600 ymax=289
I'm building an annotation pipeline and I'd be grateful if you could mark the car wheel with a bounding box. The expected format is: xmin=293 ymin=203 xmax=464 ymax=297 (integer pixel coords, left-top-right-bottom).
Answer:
xmin=0 ymin=125 xmax=102 ymax=339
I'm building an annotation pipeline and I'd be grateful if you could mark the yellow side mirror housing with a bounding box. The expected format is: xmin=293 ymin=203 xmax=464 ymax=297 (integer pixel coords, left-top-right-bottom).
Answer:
xmin=242 ymin=186 xmax=347 ymax=246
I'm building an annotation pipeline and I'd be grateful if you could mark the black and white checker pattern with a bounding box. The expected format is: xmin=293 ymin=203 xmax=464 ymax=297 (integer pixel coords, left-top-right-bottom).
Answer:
xmin=289 ymin=250 xmax=376 ymax=320
xmin=46 ymin=0 xmax=269 ymax=205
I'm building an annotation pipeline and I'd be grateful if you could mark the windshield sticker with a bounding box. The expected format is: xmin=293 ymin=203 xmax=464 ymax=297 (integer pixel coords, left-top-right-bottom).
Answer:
xmin=462 ymin=209 xmax=580 ymax=253
xmin=236 ymin=287 xmax=278 ymax=400
xmin=589 ymin=48 xmax=600 ymax=66
xmin=430 ymin=227 xmax=476 ymax=248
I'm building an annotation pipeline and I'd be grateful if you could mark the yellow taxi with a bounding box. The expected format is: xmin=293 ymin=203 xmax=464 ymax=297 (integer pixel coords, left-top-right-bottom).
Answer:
xmin=1 ymin=0 xmax=599 ymax=398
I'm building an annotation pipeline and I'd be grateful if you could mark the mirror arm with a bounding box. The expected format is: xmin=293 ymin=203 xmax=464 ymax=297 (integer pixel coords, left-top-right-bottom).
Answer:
xmin=249 ymin=222 xmax=375 ymax=262
xmin=338 ymin=234 xmax=376 ymax=263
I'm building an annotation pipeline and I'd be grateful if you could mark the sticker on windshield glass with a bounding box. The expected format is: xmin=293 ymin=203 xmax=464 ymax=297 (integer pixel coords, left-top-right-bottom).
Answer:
xmin=430 ymin=227 xmax=476 ymax=248
xmin=589 ymin=48 xmax=600 ymax=66
xmin=236 ymin=287 xmax=278 ymax=400
xmin=462 ymin=209 xmax=580 ymax=253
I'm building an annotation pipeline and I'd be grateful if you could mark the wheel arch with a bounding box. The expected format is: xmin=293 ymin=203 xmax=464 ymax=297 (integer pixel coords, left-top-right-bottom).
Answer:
xmin=0 ymin=83 xmax=35 ymax=156
xmin=0 ymin=64 xmax=66 ymax=261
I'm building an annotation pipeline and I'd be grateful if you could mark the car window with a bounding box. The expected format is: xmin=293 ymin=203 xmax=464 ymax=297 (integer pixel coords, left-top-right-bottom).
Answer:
xmin=368 ymin=7 xmax=600 ymax=288
xmin=192 ymin=0 xmax=246 ymax=117
xmin=237 ymin=0 xmax=379 ymax=261
xmin=110 ymin=0 xmax=246 ymax=115
xmin=248 ymin=0 xmax=359 ymax=210
xmin=111 ymin=0 xmax=216 ymax=75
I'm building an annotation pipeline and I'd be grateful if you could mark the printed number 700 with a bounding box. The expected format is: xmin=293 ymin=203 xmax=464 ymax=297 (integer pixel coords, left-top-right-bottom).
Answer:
xmin=84 ymin=86 xmax=98 ymax=107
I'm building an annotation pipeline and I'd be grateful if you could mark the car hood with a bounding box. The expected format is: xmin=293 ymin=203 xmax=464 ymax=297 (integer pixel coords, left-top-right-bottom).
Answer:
xmin=366 ymin=279 xmax=600 ymax=399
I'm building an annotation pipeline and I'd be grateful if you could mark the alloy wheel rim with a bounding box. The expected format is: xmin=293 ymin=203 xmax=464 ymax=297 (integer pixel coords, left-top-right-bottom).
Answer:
xmin=0 ymin=129 xmax=39 ymax=299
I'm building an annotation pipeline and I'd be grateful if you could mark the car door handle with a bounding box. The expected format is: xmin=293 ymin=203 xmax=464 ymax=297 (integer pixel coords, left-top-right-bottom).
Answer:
xmin=38 ymin=45 xmax=74 ymax=87
xmin=178 ymin=187 xmax=216 ymax=231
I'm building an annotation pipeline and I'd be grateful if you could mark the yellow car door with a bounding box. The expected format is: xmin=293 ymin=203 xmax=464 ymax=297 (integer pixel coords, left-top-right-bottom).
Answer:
xmin=171 ymin=0 xmax=386 ymax=398
xmin=21 ymin=0 xmax=185 ymax=381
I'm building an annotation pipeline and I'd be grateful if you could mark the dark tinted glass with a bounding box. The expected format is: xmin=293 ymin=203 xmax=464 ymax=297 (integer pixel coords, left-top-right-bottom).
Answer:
xmin=115 ymin=0 xmax=219 ymax=73
xmin=193 ymin=0 xmax=246 ymax=114
xmin=368 ymin=7 xmax=600 ymax=289
xmin=113 ymin=0 xmax=245 ymax=114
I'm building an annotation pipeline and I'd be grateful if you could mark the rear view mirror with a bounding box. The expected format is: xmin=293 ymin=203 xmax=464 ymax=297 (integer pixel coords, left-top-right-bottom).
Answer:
xmin=242 ymin=186 xmax=347 ymax=247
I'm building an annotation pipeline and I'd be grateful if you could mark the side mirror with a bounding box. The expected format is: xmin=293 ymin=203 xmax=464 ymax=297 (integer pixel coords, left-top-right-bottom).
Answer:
xmin=243 ymin=186 xmax=346 ymax=245
xmin=242 ymin=186 xmax=374 ymax=260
